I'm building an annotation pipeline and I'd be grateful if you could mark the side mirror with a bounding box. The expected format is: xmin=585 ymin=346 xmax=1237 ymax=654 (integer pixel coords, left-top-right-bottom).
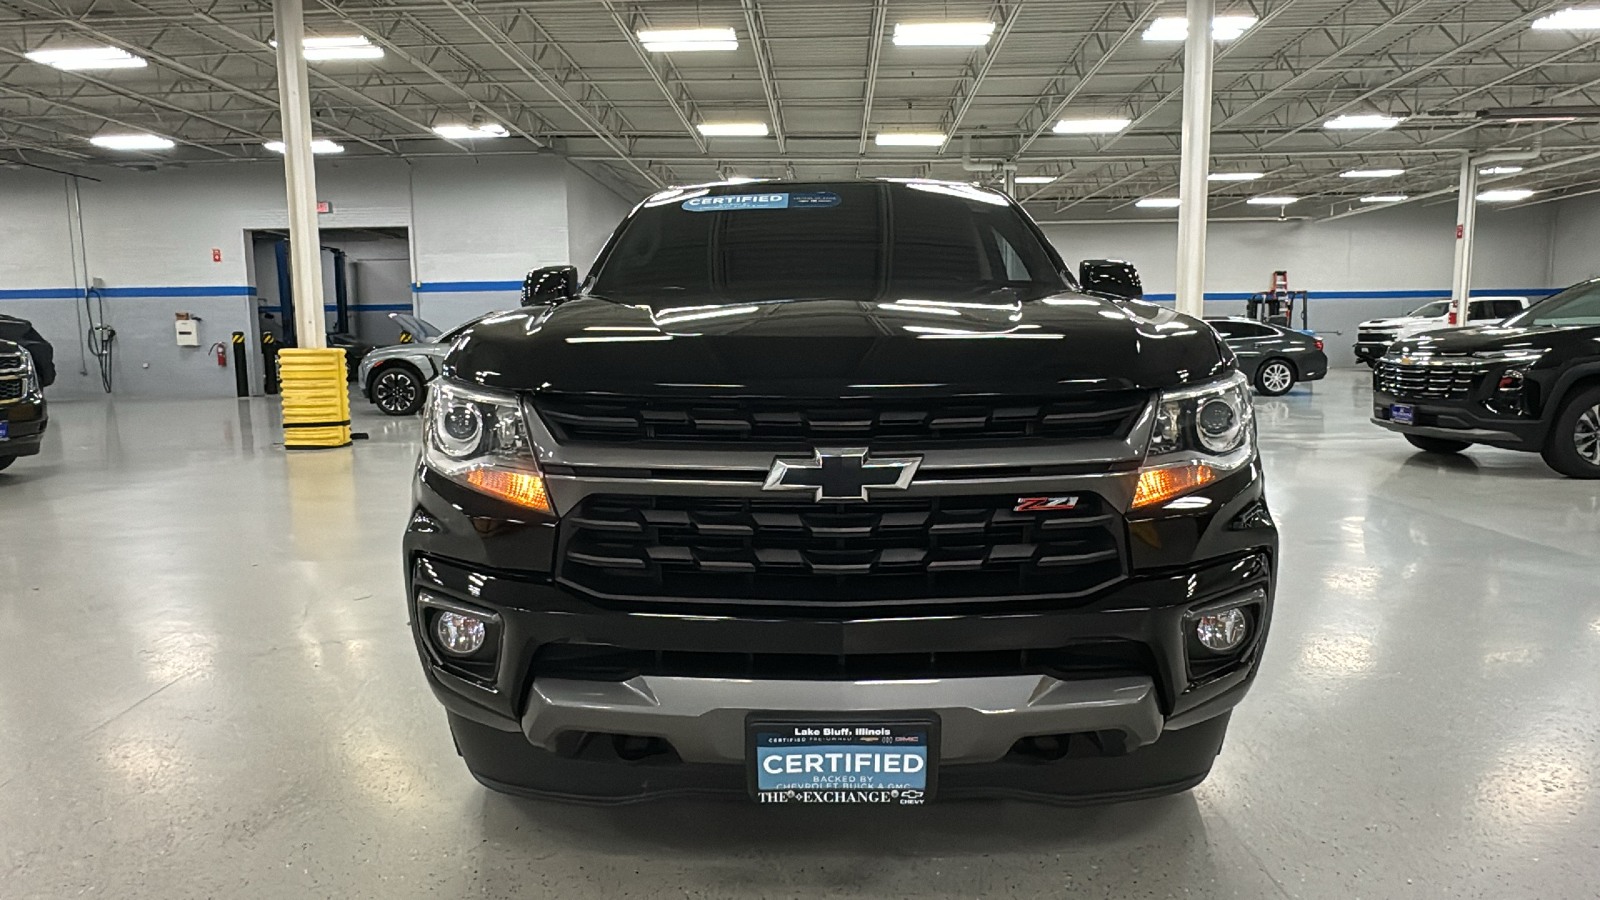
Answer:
xmin=522 ymin=265 xmax=579 ymax=306
xmin=1078 ymin=259 xmax=1143 ymax=301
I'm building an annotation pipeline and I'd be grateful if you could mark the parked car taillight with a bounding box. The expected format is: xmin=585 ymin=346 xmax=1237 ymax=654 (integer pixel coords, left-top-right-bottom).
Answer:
xmin=1447 ymin=310 xmax=1458 ymax=325
xmin=1314 ymin=338 xmax=1324 ymax=351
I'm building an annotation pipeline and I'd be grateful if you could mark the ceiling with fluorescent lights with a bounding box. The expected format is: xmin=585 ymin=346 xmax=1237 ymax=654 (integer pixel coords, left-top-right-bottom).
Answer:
xmin=3 ymin=0 xmax=1600 ymax=221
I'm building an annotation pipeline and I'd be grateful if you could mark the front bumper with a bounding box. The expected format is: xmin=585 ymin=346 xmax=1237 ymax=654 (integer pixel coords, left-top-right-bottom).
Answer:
xmin=525 ymin=673 xmax=1163 ymax=765
xmin=1371 ymin=391 xmax=1541 ymax=450
xmin=405 ymin=471 xmax=1275 ymax=800
xmin=0 ymin=397 xmax=47 ymax=458
xmin=1353 ymin=342 xmax=1390 ymax=363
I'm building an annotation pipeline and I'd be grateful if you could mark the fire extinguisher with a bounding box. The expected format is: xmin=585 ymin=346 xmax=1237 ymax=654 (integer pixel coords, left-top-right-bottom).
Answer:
xmin=210 ymin=342 xmax=229 ymax=367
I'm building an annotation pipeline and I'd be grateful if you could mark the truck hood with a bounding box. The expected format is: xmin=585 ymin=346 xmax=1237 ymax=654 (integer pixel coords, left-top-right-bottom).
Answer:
xmin=1360 ymin=315 xmax=1433 ymax=329
xmin=445 ymin=292 xmax=1232 ymax=397
xmin=1392 ymin=324 xmax=1568 ymax=356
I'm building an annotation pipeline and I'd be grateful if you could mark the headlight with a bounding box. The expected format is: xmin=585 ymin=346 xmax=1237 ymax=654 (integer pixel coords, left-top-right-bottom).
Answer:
xmin=17 ymin=350 xmax=39 ymax=397
xmin=1135 ymin=371 xmax=1255 ymax=509
xmin=422 ymin=379 xmax=552 ymax=514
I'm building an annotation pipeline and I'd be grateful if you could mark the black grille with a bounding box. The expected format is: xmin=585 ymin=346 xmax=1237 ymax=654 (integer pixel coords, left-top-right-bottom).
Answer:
xmin=557 ymin=493 xmax=1126 ymax=611
xmin=532 ymin=640 xmax=1155 ymax=682
xmin=1374 ymin=361 xmax=1487 ymax=400
xmin=534 ymin=392 xmax=1148 ymax=447
xmin=0 ymin=378 xmax=22 ymax=402
xmin=1357 ymin=329 xmax=1396 ymax=344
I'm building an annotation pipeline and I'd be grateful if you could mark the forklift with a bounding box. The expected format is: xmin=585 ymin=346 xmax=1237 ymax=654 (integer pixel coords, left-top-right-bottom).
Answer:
xmin=1246 ymin=270 xmax=1312 ymax=332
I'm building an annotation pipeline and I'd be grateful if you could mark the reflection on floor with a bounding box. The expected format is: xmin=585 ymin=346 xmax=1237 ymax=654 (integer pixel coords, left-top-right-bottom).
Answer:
xmin=0 ymin=369 xmax=1595 ymax=898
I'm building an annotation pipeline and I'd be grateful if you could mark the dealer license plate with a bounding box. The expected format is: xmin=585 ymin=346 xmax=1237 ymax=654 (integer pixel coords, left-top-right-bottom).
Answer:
xmin=1390 ymin=403 xmax=1415 ymax=425
xmin=747 ymin=716 xmax=937 ymax=805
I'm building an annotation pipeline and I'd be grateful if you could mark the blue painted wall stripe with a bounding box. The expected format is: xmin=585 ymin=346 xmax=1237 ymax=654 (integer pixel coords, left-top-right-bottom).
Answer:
xmin=0 ymin=288 xmax=83 ymax=300
xmin=0 ymin=284 xmax=1566 ymax=303
xmin=259 ymin=303 xmax=412 ymax=313
xmin=415 ymin=280 xmax=522 ymax=293
xmin=0 ymin=285 xmax=257 ymax=300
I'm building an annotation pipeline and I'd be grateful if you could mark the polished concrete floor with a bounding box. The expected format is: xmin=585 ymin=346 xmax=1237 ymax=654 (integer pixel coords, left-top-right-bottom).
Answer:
xmin=1 ymin=368 xmax=1597 ymax=898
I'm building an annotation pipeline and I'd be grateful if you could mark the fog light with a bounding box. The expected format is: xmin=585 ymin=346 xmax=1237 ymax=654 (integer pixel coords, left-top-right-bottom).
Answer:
xmin=434 ymin=611 xmax=486 ymax=656
xmin=1196 ymin=608 xmax=1249 ymax=652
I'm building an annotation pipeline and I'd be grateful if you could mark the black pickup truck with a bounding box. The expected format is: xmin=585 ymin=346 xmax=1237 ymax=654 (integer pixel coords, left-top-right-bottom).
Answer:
xmin=402 ymin=179 xmax=1278 ymax=805
xmin=0 ymin=336 xmax=48 ymax=471
xmin=1373 ymin=278 xmax=1600 ymax=477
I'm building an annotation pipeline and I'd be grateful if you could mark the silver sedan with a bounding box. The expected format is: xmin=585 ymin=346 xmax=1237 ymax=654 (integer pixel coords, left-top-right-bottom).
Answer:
xmin=356 ymin=314 xmax=466 ymax=416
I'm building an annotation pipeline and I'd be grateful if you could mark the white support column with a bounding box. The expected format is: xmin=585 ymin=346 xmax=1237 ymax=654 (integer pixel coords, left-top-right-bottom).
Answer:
xmin=273 ymin=0 xmax=326 ymax=350
xmin=1449 ymin=155 xmax=1480 ymax=326
xmin=1174 ymin=0 xmax=1215 ymax=319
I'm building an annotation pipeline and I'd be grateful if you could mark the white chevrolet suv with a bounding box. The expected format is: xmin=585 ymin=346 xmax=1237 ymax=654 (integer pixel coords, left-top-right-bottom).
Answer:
xmin=1352 ymin=296 xmax=1531 ymax=367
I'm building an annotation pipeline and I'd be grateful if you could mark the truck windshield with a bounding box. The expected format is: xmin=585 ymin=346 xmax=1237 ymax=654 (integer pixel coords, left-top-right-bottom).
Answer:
xmin=590 ymin=182 xmax=1068 ymax=304
xmin=1407 ymin=301 xmax=1451 ymax=317
xmin=1505 ymin=281 xmax=1600 ymax=327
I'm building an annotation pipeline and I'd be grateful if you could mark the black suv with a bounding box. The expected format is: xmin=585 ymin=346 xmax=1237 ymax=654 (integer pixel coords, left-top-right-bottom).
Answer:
xmin=0 ymin=337 xmax=48 ymax=471
xmin=404 ymin=180 xmax=1278 ymax=805
xmin=1373 ymin=278 xmax=1600 ymax=477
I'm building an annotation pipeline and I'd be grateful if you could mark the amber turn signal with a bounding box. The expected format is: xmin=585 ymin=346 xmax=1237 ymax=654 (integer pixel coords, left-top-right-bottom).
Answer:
xmin=465 ymin=469 xmax=553 ymax=514
xmin=1132 ymin=463 xmax=1216 ymax=509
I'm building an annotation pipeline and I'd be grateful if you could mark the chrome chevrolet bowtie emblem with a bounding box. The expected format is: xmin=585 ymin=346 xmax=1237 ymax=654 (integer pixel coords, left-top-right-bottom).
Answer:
xmin=763 ymin=448 xmax=922 ymax=502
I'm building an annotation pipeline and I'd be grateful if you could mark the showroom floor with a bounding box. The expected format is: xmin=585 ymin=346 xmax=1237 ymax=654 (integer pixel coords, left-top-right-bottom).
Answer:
xmin=1 ymin=368 xmax=1596 ymax=899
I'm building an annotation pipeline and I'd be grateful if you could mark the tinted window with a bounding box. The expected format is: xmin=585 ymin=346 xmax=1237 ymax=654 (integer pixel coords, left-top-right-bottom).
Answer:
xmin=1208 ymin=320 xmax=1242 ymax=338
xmin=1506 ymin=282 xmax=1600 ymax=327
xmin=1214 ymin=321 xmax=1275 ymax=338
xmin=1408 ymin=301 xmax=1450 ymax=318
xmin=591 ymin=183 xmax=1066 ymax=303
xmin=1491 ymin=299 xmax=1526 ymax=318
xmin=1468 ymin=300 xmax=1495 ymax=320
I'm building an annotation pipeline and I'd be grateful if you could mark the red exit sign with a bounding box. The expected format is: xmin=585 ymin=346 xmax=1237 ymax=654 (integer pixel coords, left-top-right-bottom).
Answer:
xmin=316 ymin=200 xmax=332 ymax=213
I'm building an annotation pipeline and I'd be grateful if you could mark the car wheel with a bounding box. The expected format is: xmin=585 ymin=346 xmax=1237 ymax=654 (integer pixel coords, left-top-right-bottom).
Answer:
xmin=1540 ymin=385 xmax=1600 ymax=479
xmin=0 ymin=456 xmax=13 ymax=472
xmin=1405 ymin=434 xmax=1472 ymax=454
xmin=1254 ymin=359 xmax=1296 ymax=396
xmin=371 ymin=365 xmax=426 ymax=416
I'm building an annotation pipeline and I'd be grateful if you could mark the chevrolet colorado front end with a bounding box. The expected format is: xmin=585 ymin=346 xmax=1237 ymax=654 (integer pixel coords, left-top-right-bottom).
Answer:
xmin=403 ymin=179 xmax=1278 ymax=805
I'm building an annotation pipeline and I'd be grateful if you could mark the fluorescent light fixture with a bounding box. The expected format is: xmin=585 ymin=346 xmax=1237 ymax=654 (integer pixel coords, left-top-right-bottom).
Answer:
xmin=1360 ymin=195 xmax=1409 ymax=203
xmin=1341 ymin=168 xmax=1406 ymax=178
xmin=1053 ymin=117 xmax=1131 ymax=135
xmin=637 ymin=27 xmax=738 ymax=52
xmin=1142 ymin=15 xmax=1259 ymax=41
xmin=892 ymin=21 xmax=997 ymax=46
xmin=26 ymin=46 xmax=147 ymax=70
xmin=1136 ymin=197 xmax=1182 ymax=208
xmin=1505 ymin=115 xmax=1579 ymax=123
xmin=874 ymin=131 xmax=947 ymax=146
xmin=1208 ymin=172 xmax=1263 ymax=182
xmin=432 ymin=123 xmax=508 ymax=139
xmin=1478 ymin=188 xmax=1535 ymax=202
xmin=89 ymin=133 xmax=174 ymax=150
xmin=1013 ymin=175 xmax=1058 ymax=184
xmin=1532 ymin=8 xmax=1600 ymax=29
xmin=721 ymin=176 xmax=761 ymax=184
xmin=264 ymin=139 xmax=344 ymax=154
xmin=1480 ymin=165 xmax=1525 ymax=175
xmin=270 ymin=35 xmax=384 ymax=60
xmin=1324 ymin=114 xmax=1404 ymax=130
xmin=696 ymin=122 xmax=770 ymax=137
xmin=1247 ymin=196 xmax=1298 ymax=205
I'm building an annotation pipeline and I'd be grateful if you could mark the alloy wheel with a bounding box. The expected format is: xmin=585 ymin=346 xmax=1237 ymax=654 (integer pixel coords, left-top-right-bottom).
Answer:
xmin=1262 ymin=363 xmax=1293 ymax=394
xmin=375 ymin=370 xmax=419 ymax=414
xmin=1576 ymin=403 xmax=1600 ymax=465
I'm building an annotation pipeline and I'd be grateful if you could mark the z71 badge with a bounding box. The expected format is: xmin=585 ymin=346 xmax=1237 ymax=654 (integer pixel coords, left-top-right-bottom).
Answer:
xmin=1014 ymin=496 xmax=1079 ymax=512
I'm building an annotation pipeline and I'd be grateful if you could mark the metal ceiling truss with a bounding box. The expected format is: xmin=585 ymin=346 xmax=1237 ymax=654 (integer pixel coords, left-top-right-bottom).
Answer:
xmin=4 ymin=0 xmax=1600 ymax=214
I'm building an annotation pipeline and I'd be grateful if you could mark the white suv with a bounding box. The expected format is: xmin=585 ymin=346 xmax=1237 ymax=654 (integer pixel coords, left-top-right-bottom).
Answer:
xmin=1353 ymin=296 xmax=1531 ymax=367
